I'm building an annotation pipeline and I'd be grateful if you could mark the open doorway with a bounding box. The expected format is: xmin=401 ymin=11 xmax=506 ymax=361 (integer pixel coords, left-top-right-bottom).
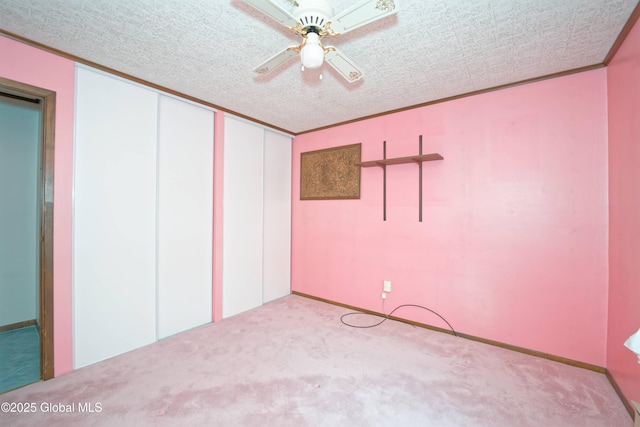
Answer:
xmin=0 ymin=76 xmax=54 ymax=392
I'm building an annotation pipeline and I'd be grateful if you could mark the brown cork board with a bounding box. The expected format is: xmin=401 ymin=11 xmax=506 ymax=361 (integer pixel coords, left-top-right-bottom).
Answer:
xmin=300 ymin=143 xmax=361 ymax=200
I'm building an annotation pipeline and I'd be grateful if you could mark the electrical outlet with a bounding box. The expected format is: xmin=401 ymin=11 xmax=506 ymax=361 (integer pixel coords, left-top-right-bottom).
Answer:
xmin=381 ymin=292 xmax=387 ymax=299
xmin=383 ymin=280 xmax=392 ymax=293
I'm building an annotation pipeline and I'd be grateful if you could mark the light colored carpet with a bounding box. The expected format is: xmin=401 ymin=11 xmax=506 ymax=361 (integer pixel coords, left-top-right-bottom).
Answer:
xmin=0 ymin=325 xmax=40 ymax=393
xmin=0 ymin=295 xmax=630 ymax=426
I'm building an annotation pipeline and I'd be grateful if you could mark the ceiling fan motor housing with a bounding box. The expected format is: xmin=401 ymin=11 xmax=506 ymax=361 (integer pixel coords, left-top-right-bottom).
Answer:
xmin=291 ymin=0 xmax=334 ymax=33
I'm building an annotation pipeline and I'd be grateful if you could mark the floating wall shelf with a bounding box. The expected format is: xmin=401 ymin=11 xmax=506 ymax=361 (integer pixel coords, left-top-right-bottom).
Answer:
xmin=356 ymin=136 xmax=443 ymax=221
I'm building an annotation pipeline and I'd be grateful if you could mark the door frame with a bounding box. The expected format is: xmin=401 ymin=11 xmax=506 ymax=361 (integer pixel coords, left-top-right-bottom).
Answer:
xmin=0 ymin=76 xmax=55 ymax=380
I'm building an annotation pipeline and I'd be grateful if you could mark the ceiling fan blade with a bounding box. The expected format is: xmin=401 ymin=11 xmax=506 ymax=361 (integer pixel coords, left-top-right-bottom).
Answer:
xmin=241 ymin=0 xmax=298 ymax=28
xmin=324 ymin=48 xmax=363 ymax=83
xmin=329 ymin=0 xmax=399 ymax=35
xmin=253 ymin=47 xmax=299 ymax=75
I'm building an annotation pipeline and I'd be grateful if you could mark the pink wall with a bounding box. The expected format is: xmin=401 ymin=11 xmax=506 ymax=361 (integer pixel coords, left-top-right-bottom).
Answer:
xmin=0 ymin=35 xmax=75 ymax=375
xmin=292 ymin=70 xmax=610 ymax=365
xmin=213 ymin=110 xmax=225 ymax=322
xmin=607 ymin=15 xmax=640 ymax=404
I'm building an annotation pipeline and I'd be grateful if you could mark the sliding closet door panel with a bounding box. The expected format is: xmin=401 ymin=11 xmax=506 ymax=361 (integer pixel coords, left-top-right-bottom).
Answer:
xmin=222 ymin=117 xmax=264 ymax=318
xmin=157 ymin=96 xmax=213 ymax=339
xmin=263 ymin=131 xmax=292 ymax=303
xmin=73 ymin=67 xmax=158 ymax=368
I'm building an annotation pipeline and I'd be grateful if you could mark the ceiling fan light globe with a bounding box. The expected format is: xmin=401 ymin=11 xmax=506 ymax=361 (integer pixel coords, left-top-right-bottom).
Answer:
xmin=300 ymin=31 xmax=324 ymax=69
xmin=300 ymin=44 xmax=324 ymax=69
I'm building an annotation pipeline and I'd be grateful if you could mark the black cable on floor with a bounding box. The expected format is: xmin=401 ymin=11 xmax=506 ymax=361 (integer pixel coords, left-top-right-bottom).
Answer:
xmin=340 ymin=303 xmax=458 ymax=337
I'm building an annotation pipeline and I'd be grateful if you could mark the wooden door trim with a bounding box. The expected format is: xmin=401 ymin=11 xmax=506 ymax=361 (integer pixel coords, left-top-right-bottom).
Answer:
xmin=0 ymin=76 xmax=55 ymax=380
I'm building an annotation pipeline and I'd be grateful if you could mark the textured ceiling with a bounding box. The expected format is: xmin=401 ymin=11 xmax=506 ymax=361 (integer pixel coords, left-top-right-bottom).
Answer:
xmin=0 ymin=0 xmax=638 ymax=134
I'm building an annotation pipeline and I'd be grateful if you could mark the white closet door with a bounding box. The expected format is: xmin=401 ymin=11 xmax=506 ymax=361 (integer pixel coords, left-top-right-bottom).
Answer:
xmin=157 ymin=96 xmax=213 ymax=339
xmin=222 ymin=117 xmax=264 ymax=318
xmin=263 ymin=130 xmax=291 ymax=303
xmin=73 ymin=67 xmax=158 ymax=368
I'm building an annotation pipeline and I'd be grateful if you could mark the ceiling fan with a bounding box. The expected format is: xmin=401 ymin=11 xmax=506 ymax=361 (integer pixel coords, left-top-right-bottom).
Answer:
xmin=241 ymin=0 xmax=399 ymax=82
